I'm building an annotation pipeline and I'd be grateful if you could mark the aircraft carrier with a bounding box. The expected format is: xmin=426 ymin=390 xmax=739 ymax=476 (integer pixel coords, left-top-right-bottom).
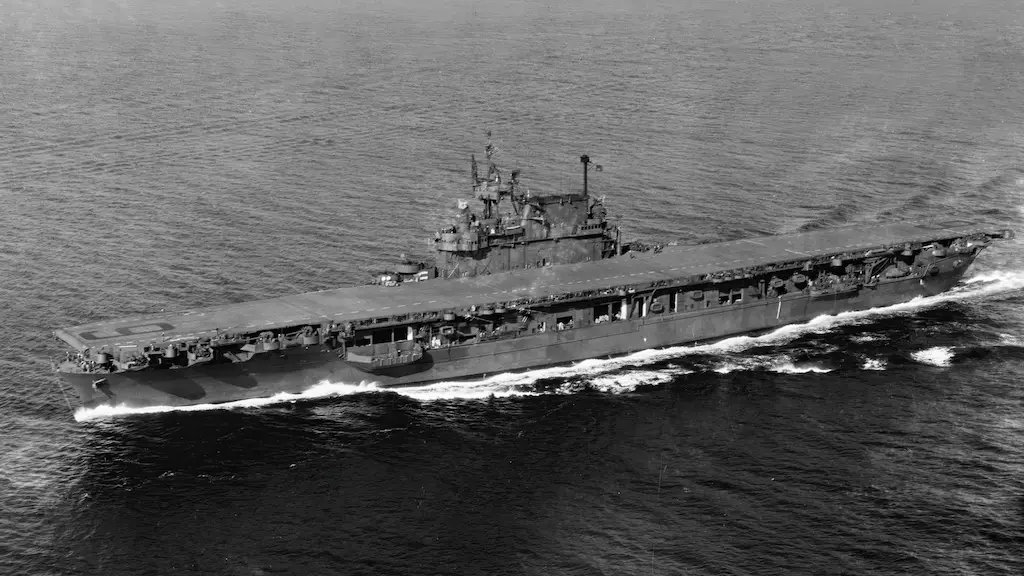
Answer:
xmin=53 ymin=142 xmax=1014 ymax=410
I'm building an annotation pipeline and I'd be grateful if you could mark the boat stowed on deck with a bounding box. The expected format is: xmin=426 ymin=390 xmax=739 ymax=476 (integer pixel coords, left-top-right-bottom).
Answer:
xmin=52 ymin=216 xmax=1012 ymax=410
xmin=56 ymin=218 xmax=1007 ymax=352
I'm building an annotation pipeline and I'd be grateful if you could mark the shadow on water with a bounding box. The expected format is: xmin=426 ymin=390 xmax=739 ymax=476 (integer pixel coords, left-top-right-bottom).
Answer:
xmin=56 ymin=391 xmax=642 ymax=575
xmin=43 ymin=296 xmax=1024 ymax=575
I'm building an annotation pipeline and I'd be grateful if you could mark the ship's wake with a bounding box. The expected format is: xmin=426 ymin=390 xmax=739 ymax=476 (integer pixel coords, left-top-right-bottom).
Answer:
xmin=74 ymin=269 xmax=1024 ymax=421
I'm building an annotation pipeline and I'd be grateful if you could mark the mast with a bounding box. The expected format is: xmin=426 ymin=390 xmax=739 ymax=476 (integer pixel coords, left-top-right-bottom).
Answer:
xmin=580 ymin=154 xmax=590 ymax=197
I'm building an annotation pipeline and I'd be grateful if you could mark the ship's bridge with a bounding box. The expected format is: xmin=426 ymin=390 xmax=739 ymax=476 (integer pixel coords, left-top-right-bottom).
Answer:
xmin=432 ymin=149 xmax=619 ymax=278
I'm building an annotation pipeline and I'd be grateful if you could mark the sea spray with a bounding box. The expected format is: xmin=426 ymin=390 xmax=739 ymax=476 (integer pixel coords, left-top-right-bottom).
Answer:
xmin=75 ymin=270 xmax=1024 ymax=421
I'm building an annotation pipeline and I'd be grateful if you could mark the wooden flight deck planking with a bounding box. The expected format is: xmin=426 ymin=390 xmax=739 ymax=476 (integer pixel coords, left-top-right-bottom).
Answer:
xmin=55 ymin=219 xmax=999 ymax=351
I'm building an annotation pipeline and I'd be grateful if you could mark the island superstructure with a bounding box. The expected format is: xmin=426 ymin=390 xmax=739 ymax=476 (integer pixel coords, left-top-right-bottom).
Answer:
xmin=53 ymin=141 xmax=1014 ymax=410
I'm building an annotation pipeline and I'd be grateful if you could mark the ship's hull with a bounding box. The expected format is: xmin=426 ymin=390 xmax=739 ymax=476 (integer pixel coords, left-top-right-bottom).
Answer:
xmin=59 ymin=262 xmax=974 ymax=410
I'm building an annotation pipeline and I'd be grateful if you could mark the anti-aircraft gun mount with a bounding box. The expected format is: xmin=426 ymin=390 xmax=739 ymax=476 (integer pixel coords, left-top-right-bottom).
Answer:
xmin=378 ymin=140 xmax=622 ymax=283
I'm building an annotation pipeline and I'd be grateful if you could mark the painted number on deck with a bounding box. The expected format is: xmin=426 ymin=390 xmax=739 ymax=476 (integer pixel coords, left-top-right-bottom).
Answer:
xmin=79 ymin=322 xmax=176 ymax=341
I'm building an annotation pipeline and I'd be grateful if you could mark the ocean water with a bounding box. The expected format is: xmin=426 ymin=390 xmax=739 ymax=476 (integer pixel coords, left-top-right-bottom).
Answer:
xmin=2 ymin=0 xmax=1024 ymax=574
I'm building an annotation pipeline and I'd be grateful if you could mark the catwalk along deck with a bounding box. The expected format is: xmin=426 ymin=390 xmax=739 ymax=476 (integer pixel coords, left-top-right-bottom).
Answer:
xmin=52 ymin=145 xmax=1014 ymax=410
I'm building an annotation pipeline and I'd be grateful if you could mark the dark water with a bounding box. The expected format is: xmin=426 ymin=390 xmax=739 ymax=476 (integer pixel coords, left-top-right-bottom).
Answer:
xmin=3 ymin=0 xmax=1024 ymax=574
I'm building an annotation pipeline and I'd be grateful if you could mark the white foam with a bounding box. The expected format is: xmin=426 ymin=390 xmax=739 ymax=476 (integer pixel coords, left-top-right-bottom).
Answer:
xmin=998 ymin=333 xmax=1024 ymax=346
xmin=710 ymin=355 xmax=832 ymax=375
xmin=586 ymin=369 xmax=689 ymax=393
xmin=376 ymin=377 xmax=541 ymax=402
xmin=710 ymin=358 xmax=760 ymax=374
xmin=911 ymin=346 xmax=955 ymax=367
xmin=861 ymin=357 xmax=887 ymax=371
xmin=713 ymin=361 xmax=747 ymax=374
xmin=961 ymin=269 xmax=1024 ymax=288
xmin=74 ymin=269 xmax=1024 ymax=419
xmin=771 ymin=361 xmax=833 ymax=374
xmin=73 ymin=381 xmax=383 ymax=422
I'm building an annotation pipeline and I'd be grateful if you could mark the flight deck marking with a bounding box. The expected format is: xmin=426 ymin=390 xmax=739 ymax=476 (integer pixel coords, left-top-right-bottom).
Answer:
xmin=79 ymin=322 xmax=176 ymax=341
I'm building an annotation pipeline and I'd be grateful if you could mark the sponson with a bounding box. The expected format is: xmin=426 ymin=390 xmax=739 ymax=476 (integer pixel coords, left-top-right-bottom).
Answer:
xmin=52 ymin=140 xmax=1014 ymax=410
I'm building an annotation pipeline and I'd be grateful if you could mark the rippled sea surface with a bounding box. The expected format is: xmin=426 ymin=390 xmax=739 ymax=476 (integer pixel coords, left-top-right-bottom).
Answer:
xmin=2 ymin=0 xmax=1024 ymax=574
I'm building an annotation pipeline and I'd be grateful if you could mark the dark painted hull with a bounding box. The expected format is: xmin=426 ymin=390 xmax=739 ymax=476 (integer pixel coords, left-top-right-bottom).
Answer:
xmin=59 ymin=261 xmax=975 ymax=410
